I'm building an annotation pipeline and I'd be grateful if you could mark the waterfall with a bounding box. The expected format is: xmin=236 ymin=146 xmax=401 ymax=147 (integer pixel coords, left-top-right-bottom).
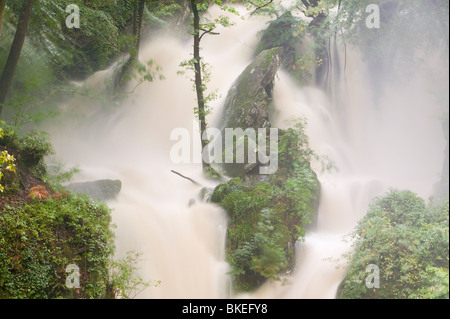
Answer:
xmin=44 ymin=7 xmax=271 ymax=298
xmin=244 ymin=40 xmax=446 ymax=298
xmin=43 ymin=4 xmax=446 ymax=299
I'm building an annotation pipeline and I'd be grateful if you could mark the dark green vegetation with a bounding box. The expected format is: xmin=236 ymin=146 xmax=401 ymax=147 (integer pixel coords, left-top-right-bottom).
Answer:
xmin=211 ymin=123 xmax=321 ymax=291
xmin=254 ymin=11 xmax=311 ymax=83
xmin=0 ymin=0 xmax=188 ymax=120
xmin=0 ymin=124 xmax=150 ymax=299
xmin=337 ymin=190 xmax=449 ymax=299
xmin=0 ymin=0 xmax=448 ymax=299
xmin=0 ymin=193 xmax=114 ymax=298
xmin=210 ymin=28 xmax=321 ymax=291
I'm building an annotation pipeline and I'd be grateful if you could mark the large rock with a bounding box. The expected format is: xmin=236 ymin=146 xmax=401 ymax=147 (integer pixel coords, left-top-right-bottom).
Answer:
xmin=221 ymin=47 xmax=282 ymax=131
xmin=66 ymin=179 xmax=122 ymax=201
xmin=210 ymin=47 xmax=322 ymax=293
xmin=218 ymin=47 xmax=283 ymax=178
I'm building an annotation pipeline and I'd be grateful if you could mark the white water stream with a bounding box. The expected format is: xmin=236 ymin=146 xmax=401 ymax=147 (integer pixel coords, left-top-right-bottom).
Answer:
xmin=44 ymin=5 xmax=446 ymax=299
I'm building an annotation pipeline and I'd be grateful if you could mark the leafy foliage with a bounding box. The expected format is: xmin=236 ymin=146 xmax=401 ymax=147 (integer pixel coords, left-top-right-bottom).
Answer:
xmin=0 ymin=127 xmax=16 ymax=193
xmin=178 ymin=57 xmax=218 ymax=120
xmin=254 ymin=11 xmax=302 ymax=62
xmin=0 ymin=122 xmax=53 ymax=171
xmin=337 ymin=190 xmax=449 ymax=299
xmin=0 ymin=193 xmax=114 ymax=299
xmin=211 ymin=119 xmax=320 ymax=291
xmin=0 ymin=124 xmax=152 ymax=299
xmin=109 ymin=251 xmax=160 ymax=299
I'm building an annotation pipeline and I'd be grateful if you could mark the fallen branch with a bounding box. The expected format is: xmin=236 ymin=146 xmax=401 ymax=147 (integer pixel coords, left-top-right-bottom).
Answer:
xmin=170 ymin=170 xmax=201 ymax=186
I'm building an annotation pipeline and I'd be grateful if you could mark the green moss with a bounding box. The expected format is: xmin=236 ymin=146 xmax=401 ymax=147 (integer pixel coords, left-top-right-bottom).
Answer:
xmin=210 ymin=123 xmax=320 ymax=292
xmin=0 ymin=193 xmax=115 ymax=299
xmin=222 ymin=47 xmax=282 ymax=131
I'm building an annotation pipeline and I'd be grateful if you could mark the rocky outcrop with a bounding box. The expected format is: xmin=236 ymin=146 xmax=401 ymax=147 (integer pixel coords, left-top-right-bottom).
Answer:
xmin=65 ymin=179 xmax=122 ymax=201
xmin=209 ymin=46 xmax=321 ymax=293
xmin=221 ymin=47 xmax=282 ymax=131
xmin=219 ymin=47 xmax=283 ymax=178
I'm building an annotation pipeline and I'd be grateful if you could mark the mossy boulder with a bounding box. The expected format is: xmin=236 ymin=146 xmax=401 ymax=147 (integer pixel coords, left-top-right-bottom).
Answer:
xmin=0 ymin=193 xmax=114 ymax=299
xmin=219 ymin=47 xmax=283 ymax=178
xmin=208 ymin=45 xmax=321 ymax=293
xmin=210 ymin=126 xmax=321 ymax=292
xmin=221 ymin=46 xmax=282 ymax=131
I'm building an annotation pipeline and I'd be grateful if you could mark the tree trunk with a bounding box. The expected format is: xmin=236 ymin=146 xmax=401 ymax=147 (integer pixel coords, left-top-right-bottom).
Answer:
xmin=190 ymin=0 xmax=211 ymax=173
xmin=0 ymin=0 xmax=35 ymax=118
xmin=0 ymin=0 xmax=6 ymax=38
xmin=133 ymin=0 xmax=145 ymax=62
xmin=116 ymin=0 xmax=145 ymax=89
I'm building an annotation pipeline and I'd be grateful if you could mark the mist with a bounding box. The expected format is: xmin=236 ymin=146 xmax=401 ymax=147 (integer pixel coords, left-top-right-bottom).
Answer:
xmin=35 ymin=1 xmax=448 ymax=299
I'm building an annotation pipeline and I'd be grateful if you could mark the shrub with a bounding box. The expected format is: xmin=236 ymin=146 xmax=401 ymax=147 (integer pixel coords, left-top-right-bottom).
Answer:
xmin=337 ymin=190 xmax=449 ymax=299
xmin=0 ymin=193 xmax=114 ymax=299
xmin=0 ymin=128 xmax=16 ymax=193
xmin=0 ymin=122 xmax=53 ymax=185
xmin=28 ymin=185 xmax=50 ymax=200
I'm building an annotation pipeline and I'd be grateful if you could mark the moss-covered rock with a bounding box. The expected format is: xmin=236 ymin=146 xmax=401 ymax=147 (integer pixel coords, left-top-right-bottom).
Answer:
xmin=221 ymin=47 xmax=282 ymax=132
xmin=209 ymin=47 xmax=321 ymax=292
xmin=0 ymin=125 xmax=120 ymax=299
xmin=219 ymin=47 xmax=283 ymax=178
xmin=0 ymin=193 xmax=115 ymax=299
xmin=210 ymin=125 xmax=321 ymax=292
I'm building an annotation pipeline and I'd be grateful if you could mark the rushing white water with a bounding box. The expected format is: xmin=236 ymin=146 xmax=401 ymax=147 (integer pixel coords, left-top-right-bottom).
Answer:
xmin=243 ymin=43 xmax=446 ymax=298
xmin=43 ymin=4 xmax=446 ymax=299
xmin=45 ymin=7 xmax=271 ymax=299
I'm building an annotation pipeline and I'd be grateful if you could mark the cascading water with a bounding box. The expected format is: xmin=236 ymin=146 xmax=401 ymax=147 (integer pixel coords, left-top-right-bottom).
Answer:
xmin=43 ymin=3 xmax=446 ymax=299
xmin=45 ymin=7 xmax=271 ymax=298
xmin=244 ymin=39 xmax=446 ymax=298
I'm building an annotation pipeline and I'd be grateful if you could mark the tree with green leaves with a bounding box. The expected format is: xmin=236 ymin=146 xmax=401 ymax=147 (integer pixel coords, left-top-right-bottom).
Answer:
xmin=184 ymin=0 xmax=274 ymax=176
xmin=0 ymin=0 xmax=35 ymax=118
xmin=295 ymin=0 xmax=338 ymax=86
xmin=183 ymin=0 xmax=237 ymax=176
xmin=337 ymin=190 xmax=449 ymax=299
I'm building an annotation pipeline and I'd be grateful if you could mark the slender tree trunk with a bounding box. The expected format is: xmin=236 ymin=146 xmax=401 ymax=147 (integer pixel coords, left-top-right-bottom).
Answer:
xmin=133 ymin=0 xmax=145 ymax=61
xmin=190 ymin=0 xmax=211 ymax=173
xmin=0 ymin=0 xmax=35 ymax=118
xmin=116 ymin=0 xmax=145 ymax=89
xmin=0 ymin=0 xmax=6 ymax=38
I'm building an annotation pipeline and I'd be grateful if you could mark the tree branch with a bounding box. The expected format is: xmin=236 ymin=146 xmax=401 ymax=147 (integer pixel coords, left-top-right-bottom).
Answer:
xmin=199 ymin=28 xmax=220 ymax=41
xmin=171 ymin=170 xmax=201 ymax=186
xmin=248 ymin=0 xmax=274 ymax=16
xmin=300 ymin=0 xmax=311 ymax=10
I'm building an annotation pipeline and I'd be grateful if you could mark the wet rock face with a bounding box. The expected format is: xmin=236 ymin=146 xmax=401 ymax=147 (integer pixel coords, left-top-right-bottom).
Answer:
xmin=221 ymin=46 xmax=282 ymax=132
xmin=219 ymin=47 xmax=283 ymax=178
xmin=65 ymin=179 xmax=122 ymax=201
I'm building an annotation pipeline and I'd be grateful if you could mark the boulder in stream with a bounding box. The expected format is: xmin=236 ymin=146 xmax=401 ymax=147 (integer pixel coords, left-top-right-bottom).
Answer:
xmin=219 ymin=47 xmax=283 ymax=178
xmin=65 ymin=179 xmax=122 ymax=201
